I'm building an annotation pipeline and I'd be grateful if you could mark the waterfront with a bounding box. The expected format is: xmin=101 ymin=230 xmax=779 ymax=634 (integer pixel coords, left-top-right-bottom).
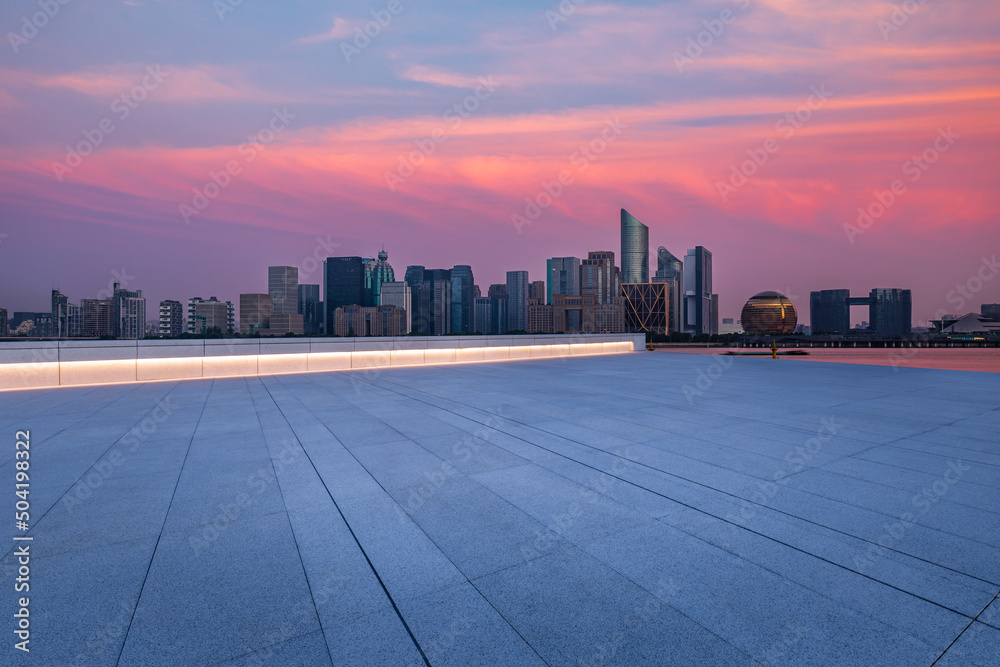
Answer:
xmin=663 ymin=346 xmax=1000 ymax=373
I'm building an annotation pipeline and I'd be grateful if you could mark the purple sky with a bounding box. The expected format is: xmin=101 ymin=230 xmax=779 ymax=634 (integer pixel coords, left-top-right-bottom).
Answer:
xmin=1 ymin=0 xmax=998 ymax=324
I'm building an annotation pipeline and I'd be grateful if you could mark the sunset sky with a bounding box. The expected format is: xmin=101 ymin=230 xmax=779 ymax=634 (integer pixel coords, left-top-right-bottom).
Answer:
xmin=1 ymin=0 xmax=998 ymax=324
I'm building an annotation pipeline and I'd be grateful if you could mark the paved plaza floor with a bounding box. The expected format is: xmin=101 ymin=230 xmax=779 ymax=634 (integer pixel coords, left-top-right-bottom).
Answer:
xmin=1 ymin=352 xmax=998 ymax=665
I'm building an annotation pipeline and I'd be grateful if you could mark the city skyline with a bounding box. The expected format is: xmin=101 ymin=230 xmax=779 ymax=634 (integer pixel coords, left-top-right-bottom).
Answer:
xmin=1 ymin=2 xmax=998 ymax=324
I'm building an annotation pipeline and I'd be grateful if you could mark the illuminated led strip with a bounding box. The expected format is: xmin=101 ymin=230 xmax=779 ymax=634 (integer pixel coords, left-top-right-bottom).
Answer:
xmin=0 ymin=341 xmax=637 ymax=391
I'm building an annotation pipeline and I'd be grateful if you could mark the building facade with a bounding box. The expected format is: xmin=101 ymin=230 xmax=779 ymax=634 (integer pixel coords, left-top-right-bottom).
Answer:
xmin=580 ymin=251 xmax=620 ymax=305
xmin=113 ymin=283 xmax=146 ymax=340
xmin=450 ymin=265 xmax=475 ymax=334
xmin=81 ymin=299 xmax=115 ymax=338
xmin=187 ymin=297 xmax=235 ymax=334
xmin=379 ymin=282 xmax=412 ymax=334
xmin=506 ymin=270 xmax=529 ymax=332
xmin=983 ymin=304 xmax=1000 ymax=321
xmin=324 ymin=257 xmax=366 ymax=335
xmin=547 ymin=257 xmax=580 ymax=305
xmin=809 ymin=289 xmax=851 ymax=334
xmin=298 ymin=284 xmax=323 ymax=335
xmin=366 ymin=249 xmax=395 ymax=306
xmin=683 ymin=246 xmax=714 ymax=335
xmin=240 ymin=293 xmax=273 ymax=334
xmin=621 ymin=283 xmax=668 ymax=334
xmin=869 ymin=288 xmax=911 ymax=335
xmin=333 ymin=305 xmax=406 ymax=337
xmin=620 ymin=209 xmax=649 ymax=284
xmin=654 ymin=246 xmax=684 ymax=335
xmin=159 ymin=300 xmax=185 ymax=337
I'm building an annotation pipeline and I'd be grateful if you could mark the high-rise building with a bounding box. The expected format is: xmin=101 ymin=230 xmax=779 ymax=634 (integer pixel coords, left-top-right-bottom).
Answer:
xmin=620 ymin=209 xmax=649 ymax=284
xmin=366 ymin=249 xmax=395 ymax=306
xmin=159 ymin=300 xmax=184 ymax=337
xmin=379 ymin=282 xmax=412 ymax=334
xmin=981 ymin=304 xmax=1000 ymax=321
xmin=188 ymin=297 xmax=235 ymax=334
xmin=52 ymin=289 xmax=70 ymax=337
xmin=450 ymin=265 xmax=475 ymax=334
xmin=240 ymin=294 xmax=273 ymax=334
xmin=869 ymin=288 xmax=911 ymax=335
xmin=473 ymin=297 xmax=492 ymax=334
xmin=113 ymin=282 xmax=146 ymax=340
xmin=473 ymin=285 xmax=481 ymax=299
xmin=268 ymin=266 xmax=299 ymax=316
xmin=423 ymin=269 xmax=452 ymax=335
xmin=547 ymin=257 xmax=580 ymax=304
xmin=0 ymin=308 xmax=7 ymax=337
xmin=187 ymin=297 xmax=235 ymax=334
xmin=683 ymin=247 xmax=713 ymax=335
xmin=653 ymin=247 xmax=684 ymax=335
xmin=298 ymin=284 xmax=322 ymax=335
xmin=810 ymin=289 xmax=851 ymax=334
xmin=529 ymin=280 xmax=545 ymax=302
xmin=324 ymin=257 xmax=366 ymax=336
xmin=580 ymin=251 xmax=620 ymax=305
xmin=488 ymin=284 xmax=507 ymax=300
xmin=506 ymin=271 xmax=529 ymax=332
xmin=81 ymin=299 xmax=114 ymax=338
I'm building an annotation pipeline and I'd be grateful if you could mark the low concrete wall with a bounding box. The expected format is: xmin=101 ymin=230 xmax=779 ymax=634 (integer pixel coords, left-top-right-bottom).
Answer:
xmin=0 ymin=334 xmax=645 ymax=391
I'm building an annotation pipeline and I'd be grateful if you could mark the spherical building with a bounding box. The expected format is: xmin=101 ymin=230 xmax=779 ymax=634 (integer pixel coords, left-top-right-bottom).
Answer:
xmin=741 ymin=291 xmax=797 ymax=335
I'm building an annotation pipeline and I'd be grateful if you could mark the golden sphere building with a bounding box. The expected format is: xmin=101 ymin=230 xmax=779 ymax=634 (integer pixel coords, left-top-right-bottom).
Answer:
xmin=741 ymin=291 xmax=797 ymax=335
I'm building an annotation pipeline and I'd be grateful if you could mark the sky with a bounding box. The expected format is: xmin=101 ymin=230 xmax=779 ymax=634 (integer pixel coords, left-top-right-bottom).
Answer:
xmin=1 ymin=0 xmax=998 ymax=325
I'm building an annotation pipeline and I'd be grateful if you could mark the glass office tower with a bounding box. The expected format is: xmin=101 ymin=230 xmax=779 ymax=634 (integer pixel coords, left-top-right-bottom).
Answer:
xmin=620 ymin=209 xmax=649 ymax=284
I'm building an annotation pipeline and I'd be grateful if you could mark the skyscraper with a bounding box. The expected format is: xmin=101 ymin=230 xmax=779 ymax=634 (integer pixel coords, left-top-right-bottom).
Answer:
xmin=324 ymin=257 xmax=365 ymax=336
xmin=81 ymin=299 xmax=114 ymax=338
xmin=810 ymin=289 xmax=850 ymax=334
xmin=52 ymin=289 xmax=70 ymax=337
xmin=366 ymin=248 xmax=395 ymax=305
xmin=653 ymin=246 xmax=683 ymax=335
xmin=159 ymin=300 xmax=184 ymax=337
xmin=506 ymin=271 xmax=529 ymax=332
xmin=423 ymin=269 xmax=452 ymax=335
xmin=580 ymin=251 xmax=620 ymax=305
xmin=268 ymin=266 xmax=299 ymax=315
xmin=113 ymin=282 xmax=146 ymax=340
xmin=450 ymin=265 xmax=475 ymax=334
xmin=0 ymin=308 xmax=7 ymax=338
xmin=298 ymin=284 xmax=322 ymax=335
xmin=473 ymin=297 xmax=492 ymax=334
xmin=547 ymin=257 xmax=580 ymax=304
xmin=683 ymin=246 xmax=713 ymax=335
xmin=620 ymin=209 xmax=649 ymax=284
xmin=379 ymin=282 xmax=412 ymax=334
xmin=869 ymin=288 xmax=911 ymax=335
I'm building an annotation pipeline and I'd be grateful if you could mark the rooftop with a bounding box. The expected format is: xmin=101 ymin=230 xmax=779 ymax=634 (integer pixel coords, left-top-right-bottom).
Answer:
xmin=2 ymin=352 xmax=998 ymax=665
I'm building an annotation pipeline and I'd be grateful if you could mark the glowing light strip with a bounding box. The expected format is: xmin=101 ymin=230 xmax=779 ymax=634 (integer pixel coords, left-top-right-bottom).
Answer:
xmin=0 ymin=341 xmax=636 ymax=391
